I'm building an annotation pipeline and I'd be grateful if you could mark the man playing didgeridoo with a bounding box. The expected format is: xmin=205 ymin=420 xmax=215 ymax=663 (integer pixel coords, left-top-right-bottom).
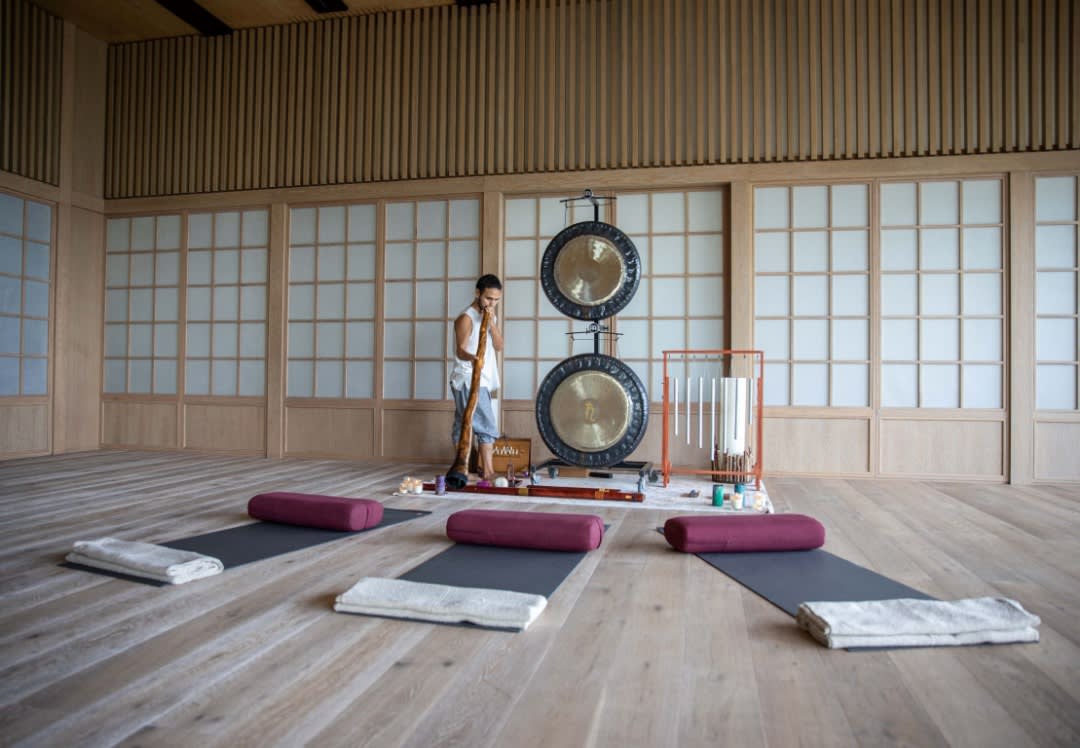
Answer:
xmin=450 ymin=274 xmax=504 ymax=480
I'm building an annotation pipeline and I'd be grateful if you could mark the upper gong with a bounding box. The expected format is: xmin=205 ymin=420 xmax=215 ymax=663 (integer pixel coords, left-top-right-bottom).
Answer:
xmin=541 ymin=221 xmax=640 ymax=320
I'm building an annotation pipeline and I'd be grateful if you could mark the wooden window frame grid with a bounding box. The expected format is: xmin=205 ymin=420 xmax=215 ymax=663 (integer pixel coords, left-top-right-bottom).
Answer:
xmin=0 ymin=191 xmax=53 ymax=398
xmin=502 ymin=194 xmax=610 ymax=402
xmin=878 ymin=177 xmax=1007 ymax=410
xmin=286 ymin=202 xmax=380 ymax=400
xmin=184 ymin=209 xmax=270 ymax=398
xmin=1033 ymin=173 xmax=1080 ymax=412
xmin=382 ymin=197 xmax=482 ymax=401
xmin=612 ymin=187 xmax=728 ymax=405
xmin=104 ymin=214 xmax=183 ymax=397
xmin=754 ymin=182 xmax=872 ymax=407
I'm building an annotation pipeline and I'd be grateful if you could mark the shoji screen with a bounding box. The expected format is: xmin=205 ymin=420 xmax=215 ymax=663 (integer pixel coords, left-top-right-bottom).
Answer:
xmin=185 ymin=210 xmax=269 ymax=397
xmin=502 ymin=197 xmax=605 ymax=401
xmin=383 ymin=198 xmax=480 ymax=400
xmin=285 ymin=198 xmax=480 ymax=401
xmin=104 ymin=215 xmax=181 ymax=394
xmin=879 ymin=179 xmax=1005 ymax=409
xmin=287 ymin=204 xmax=378 ymax=399
xmin=614 ymin=189 xmax=726 ymax=401
xmin=754 ymin=184 xmax=871 ymax=407
xmin=1034 ymin=176 xmax=1079 ymax=410
xmin=0 ymin=191 xmax=51 ymax=396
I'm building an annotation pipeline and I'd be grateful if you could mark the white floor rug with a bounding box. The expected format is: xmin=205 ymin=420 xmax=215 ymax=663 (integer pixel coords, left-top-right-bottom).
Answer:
xmin=395 ymin=473 xmax=773 ymax=514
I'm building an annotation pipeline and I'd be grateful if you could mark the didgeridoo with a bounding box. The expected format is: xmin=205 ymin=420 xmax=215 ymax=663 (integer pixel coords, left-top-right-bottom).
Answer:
xmin=446 ymin=306 xmax=492 ymax=489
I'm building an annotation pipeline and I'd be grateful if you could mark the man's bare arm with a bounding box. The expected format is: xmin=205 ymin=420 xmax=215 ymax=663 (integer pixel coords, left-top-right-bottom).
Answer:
xmin=454 ymin=313 xmax=475 ymax=362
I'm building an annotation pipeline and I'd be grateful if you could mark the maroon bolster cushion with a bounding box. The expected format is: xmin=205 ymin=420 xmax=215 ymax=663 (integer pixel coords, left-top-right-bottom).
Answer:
xmin=247 ymin=492 xmax=384 ymax=531
xmin=446 ymin=509 xmax=603 ymax=552
xmin=664 ymin=514 xmax=825 ymax=553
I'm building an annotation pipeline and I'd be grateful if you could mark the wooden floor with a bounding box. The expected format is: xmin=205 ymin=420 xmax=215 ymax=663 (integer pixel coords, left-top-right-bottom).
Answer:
xmin=0 ymin=451 xmax=1078 ymax=748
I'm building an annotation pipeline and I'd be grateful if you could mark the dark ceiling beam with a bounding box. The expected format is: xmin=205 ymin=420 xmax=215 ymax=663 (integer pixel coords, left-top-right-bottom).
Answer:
xmin=155 ymin=0 xmax=232 ymax=36
xmin=303 ymin=0 xmax=349 ymax=12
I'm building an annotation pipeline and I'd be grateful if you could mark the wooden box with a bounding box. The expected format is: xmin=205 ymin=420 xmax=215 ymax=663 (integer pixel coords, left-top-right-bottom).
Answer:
xmin=470 ymin=437 xmax=532 ymax=475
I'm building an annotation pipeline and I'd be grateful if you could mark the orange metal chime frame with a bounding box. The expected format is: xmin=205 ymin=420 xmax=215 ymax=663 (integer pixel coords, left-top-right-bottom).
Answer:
xmin=661 ymin=349 xmax=765 ymax=490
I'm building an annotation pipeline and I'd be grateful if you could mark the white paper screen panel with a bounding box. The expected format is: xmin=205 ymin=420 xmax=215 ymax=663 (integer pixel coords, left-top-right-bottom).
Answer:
xmin=1034 ymin=175 xmax=1079 ymax=411
xmin=613 ymin=189 xmax=725 ymax=401
xmin=288 ymin=204 xmax=378 ymax=399
xmin=754 ymin=183 xmax=870 ymax=406
xmin=185 ymin=209 xmax=268 ymax=397
xmin=501 ymin=196 xmax=603 ymax=400
xmin=879 ymin=179 xmax=1005 ymax=409
xmin=104 ymin=213 xmax=180 ymax=395
xmin=382 ymin=198 xmax=480 ymax=400
xmin=0 ymin=191 xmax=51 ymax=396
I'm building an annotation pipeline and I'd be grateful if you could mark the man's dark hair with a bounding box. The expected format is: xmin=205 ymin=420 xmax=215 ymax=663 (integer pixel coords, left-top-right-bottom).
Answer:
xmin=476 ymin=274 xmax=502 ymax=291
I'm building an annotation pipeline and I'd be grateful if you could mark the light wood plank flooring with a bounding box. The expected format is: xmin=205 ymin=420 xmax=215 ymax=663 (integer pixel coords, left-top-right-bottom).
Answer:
xmin=0 ymin=451 xmax=1078 ymax=747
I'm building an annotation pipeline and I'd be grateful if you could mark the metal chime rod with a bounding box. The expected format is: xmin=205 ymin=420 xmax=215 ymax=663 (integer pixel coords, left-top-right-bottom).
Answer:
xmin=698 ymin=376 xmax=703 ymax=449
xmin=710 ymin=377 xmax=716 ymax=454
xmin=685 ymin=375 xmax=691 ymax=445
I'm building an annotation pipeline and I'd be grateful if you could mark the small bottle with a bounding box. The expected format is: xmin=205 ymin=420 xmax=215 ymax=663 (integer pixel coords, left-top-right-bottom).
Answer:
xmin=435 ymin=475 xmax=446 ymax=495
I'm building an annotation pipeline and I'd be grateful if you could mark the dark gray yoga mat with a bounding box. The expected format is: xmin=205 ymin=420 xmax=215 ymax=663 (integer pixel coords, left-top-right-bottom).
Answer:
xmin=338 ymin=540 xmax=598 ymax=632
xmin=62 ymin=508 xmax=430 ymax=585
xmin=399 ymin=542 xmax=590 ymax=598
xmin=696 ymin=548 xmax=934 ymax=617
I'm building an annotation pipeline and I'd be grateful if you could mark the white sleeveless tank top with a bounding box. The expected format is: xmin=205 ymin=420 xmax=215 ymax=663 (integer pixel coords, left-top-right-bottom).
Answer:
xmin=449 ymin=304 xmax=499 ymax=392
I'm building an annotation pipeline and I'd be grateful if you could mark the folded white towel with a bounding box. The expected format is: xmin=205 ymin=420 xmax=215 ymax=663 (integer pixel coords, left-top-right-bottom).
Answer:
xmin=334 ymin=577 xmax=547 ymax=631
xmin=797 ymin=597 xmax=1041 ymax=649
xmin=67 ymin=537 xmax=224 ymax=585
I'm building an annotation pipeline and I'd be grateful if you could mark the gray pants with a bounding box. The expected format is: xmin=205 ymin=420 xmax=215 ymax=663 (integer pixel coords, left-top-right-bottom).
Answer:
xmin=451 ymin=386 xmax=498 ymax=445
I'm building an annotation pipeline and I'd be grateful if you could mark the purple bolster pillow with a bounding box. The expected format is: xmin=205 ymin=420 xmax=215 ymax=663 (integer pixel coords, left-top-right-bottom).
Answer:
xmin=248 ymin=492 xmax=384 ymax=531
xmin=664 ymin=514 xmax=825 ymax=553
xmin=446 ymin=509 xmax=603 ymax=552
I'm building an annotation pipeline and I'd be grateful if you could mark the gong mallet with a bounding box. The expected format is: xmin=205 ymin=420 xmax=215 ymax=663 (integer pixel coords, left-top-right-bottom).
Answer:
xmin=446 ymin=306 xmax=492 ymax=490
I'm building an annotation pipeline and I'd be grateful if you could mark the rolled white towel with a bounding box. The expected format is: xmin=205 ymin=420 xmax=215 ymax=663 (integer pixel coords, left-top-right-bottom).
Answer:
xmin=67 ymin=537 xmax=224 ymax=585
xmin=335 ymin=577 xmax=547 ymax=631
xmin=797 ymin=597 xmax=1041 ymax=649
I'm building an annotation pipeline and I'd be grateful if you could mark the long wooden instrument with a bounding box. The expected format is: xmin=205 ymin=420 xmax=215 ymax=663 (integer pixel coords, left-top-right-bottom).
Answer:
xmin=446 ymin=305 xmax=492 ymax=489
xmin=423 ymin=481 xmax=644 ymax=502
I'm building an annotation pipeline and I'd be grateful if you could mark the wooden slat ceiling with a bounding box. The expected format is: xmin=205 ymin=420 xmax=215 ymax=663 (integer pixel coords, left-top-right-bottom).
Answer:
xmin=32 ymin=0 xmax=457 ymax=43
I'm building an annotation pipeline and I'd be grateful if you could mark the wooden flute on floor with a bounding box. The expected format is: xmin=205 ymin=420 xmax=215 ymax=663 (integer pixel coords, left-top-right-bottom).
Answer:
xmin=423 ymin=482 xmax=644 ymax=502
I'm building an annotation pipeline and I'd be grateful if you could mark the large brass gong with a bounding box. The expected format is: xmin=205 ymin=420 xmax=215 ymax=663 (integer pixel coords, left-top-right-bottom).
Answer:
xmin=535 ymin=353 xmax=649 ymax=467
xmin=540 ymin=221 xmax=641 ymax=321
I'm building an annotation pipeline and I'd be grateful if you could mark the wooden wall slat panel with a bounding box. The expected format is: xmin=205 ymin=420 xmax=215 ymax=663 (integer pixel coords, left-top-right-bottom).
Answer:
xmin=100 ymin=0 xmax=1080 ymax=199
xmin=1055 ymin=0 xmax=1070 ymax=148
xmin=3 ymin=0 xmax=63 ymax=185
xmin=1073 ymin=0 xmax=1079 ymax=147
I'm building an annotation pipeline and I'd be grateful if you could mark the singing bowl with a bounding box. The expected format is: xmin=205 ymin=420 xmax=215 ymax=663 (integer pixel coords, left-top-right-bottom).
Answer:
xmin=540 ymin=221 xmax=641 ymax=321
xmin=535 ymin=353 xmax=649 ymax=467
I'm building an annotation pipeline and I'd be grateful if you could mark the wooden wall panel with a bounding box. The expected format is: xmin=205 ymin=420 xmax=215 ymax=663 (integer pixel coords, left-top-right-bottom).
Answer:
xmin=380 ymin=408 xmax=453 ymax=461
xmin=0 ymin=404 xmax=49 ymax=455
xmin=1 ymin=0 xmax=64 ymax=186
xmin=101 ymin=401 xmax=179 ymax=448
xmin=104 ymin=0 xmax=1080 ymax=199
xmin=284 ymin=405 xmax=374 ymax=459
xmin=502 ymin=407 xmax=550 ymax=466
xmin=52 ymin=206 xmax=103 ymax=454
xmin=184 ymin=403 xmax=266 ymax=453
xmin=69 ymin=27 xmax=107 ymax=200
xmin=763 ymin=417 xmax=872 ymax=476
xmin=880 ymin=419 xmax=1005 ymax=479
xmin=1033 ymin=422 xmax=1080 ymax=482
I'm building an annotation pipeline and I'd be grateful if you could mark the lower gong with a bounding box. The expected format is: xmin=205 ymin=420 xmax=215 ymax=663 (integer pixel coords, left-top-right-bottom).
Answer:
xmin=535 ymin=353 xmax=649 ymax=467
xmin=540 ymin=221 xmax=641 ymax=321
